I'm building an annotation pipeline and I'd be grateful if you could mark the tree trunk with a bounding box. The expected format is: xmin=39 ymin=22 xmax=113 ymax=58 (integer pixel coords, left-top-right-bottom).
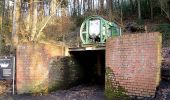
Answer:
xmin=100 ymin=0 xmax=104 ymax=14
xmin=50 ymin=0 xmax=56 ymax=15
xmin=87 ymin=0 xmax=90 ymax=11
xmin=77 ymin=0 xmax=80 ymax=15
xmin=150 ymin=0 xmax=153 ymax=20
xmin=31 ymin=0 xmax=37 ymax=40
xmin=98 ymin=0 xmax=100 ymax=12
xmin=90 ymin=0 xmax=92 ymax=11
xmin=25 ymin=0 xmax=30 ymax=35
xmin=92 ymin=0 xmax=94 ymax=11
xmin=109 ymin=0 xmax=113 ymax=21
xmin=130 ymin=0 xmax=134 ymax=13
xmin=83 ymin=0 xmax=85 ymax=13
xmin=121 ymin=0 xmax=123 ymax=26
xmin=80 ymin=0 xmax=83 ymax=15
xmin=137 ymin=0 xmax=141 ymax=19
xmin=12 ymin=0 xmax=21 ymax=45
xmin=73 ymin=0 xmax=76 ymax=15
xmin=50 ymin=0 xmax=56 ymax=23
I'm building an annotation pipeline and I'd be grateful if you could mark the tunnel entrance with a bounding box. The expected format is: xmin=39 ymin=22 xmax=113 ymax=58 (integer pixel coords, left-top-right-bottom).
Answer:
xmin=70 ymin=50 xmax=105 ymax=88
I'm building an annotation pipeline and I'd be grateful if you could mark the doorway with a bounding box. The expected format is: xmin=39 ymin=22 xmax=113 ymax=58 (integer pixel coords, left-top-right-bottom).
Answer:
xmin=70 ymin=50 xmax=105 ymax=88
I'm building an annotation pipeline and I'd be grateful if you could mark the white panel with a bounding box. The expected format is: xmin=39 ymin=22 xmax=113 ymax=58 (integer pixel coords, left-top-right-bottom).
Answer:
xmin=89 ymin=20 xmax=100 ymax=36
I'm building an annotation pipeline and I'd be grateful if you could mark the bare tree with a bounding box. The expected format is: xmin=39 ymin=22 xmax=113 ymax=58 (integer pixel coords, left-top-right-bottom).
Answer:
xmin=159 ymin=0 xmax=170 ymax=21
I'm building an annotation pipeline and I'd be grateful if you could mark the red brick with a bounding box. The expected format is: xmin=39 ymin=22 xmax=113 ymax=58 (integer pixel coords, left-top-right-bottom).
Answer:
xmin=106 ymin=32 xmax=161 ymax=98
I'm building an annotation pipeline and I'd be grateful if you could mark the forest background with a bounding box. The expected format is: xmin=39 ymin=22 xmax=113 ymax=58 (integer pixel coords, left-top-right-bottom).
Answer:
xmin=0 ymin=0 xmax=170 ymax=55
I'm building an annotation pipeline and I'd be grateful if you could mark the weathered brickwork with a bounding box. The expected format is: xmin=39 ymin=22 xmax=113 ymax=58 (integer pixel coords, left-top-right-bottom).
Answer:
xmin=106 ymin=32 xmax=162 ymax=98
xmin=16 ymin=42 xmax=68 ymax=94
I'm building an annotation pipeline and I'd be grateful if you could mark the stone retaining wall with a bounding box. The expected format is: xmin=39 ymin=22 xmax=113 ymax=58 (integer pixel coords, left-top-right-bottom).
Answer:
xmin=48 ymin=56 xmax=82 ymax=91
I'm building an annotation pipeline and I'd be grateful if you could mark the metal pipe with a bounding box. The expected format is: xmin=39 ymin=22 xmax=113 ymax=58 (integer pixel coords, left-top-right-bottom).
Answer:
xmin=12 ymin=56 xmax=15 ymax=95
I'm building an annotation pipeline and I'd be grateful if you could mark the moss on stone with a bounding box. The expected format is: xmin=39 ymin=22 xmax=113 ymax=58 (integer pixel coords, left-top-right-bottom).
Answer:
xmin=105 ymin=67 xmax=130 ymax=100
xmin=48 ymin=82 xmax=64 ymax=92
xmin=48 ymin=56 xmax=83 ymax=92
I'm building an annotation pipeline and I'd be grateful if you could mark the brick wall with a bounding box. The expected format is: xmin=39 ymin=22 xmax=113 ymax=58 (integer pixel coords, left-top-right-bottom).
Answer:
xmin=16 ymin=42 xmax=70 ymax=94
xmin=105 ymin=32 xmax=162 ymax=98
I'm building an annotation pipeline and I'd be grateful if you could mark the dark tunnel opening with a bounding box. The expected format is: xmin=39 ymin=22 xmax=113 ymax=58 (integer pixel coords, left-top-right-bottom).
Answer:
xmin=70 ymin=50 xmax=105 ymax=88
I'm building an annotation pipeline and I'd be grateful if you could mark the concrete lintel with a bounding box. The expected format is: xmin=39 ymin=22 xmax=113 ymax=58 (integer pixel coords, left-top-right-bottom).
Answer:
xmin=69 ymin=46 xmax=105 ymax=52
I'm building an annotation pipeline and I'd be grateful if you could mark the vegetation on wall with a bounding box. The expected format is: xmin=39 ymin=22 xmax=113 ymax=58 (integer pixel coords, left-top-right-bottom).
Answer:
xmin=105 ymin=67 xmax=129 ymax=100
xmin=155 ymin=24 xmax=170 ymax=47
xmin=48 ymin=57 xmax=83 ymax=92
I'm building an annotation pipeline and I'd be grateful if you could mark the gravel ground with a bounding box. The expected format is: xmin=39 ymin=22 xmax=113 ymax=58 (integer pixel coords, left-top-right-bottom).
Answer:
xmin=155 ymin=80 xmax=170 ymax=100
xmin=1 ymin=81 xmax=170 ymax=100
xmin=0 ymin=85 xmax=106 ymax=100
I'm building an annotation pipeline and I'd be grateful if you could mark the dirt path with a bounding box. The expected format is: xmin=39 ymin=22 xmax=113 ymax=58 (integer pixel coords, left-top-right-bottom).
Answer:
xmin=155 ymin=80 xmax=170 ymax=100
xmin=0 ymin=85 xmax=106 ymax=100
xmin=1 ymin=81 xmax=170 ymax=100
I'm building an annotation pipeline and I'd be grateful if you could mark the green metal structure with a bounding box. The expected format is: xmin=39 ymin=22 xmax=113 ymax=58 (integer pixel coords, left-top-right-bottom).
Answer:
xmin=80 ymin=16 xmax=121 ymax=45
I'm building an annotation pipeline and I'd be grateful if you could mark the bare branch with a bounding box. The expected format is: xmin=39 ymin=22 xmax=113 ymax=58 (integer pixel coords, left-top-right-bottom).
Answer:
xmin=33 ymin=0 xmax=64 ymax=41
